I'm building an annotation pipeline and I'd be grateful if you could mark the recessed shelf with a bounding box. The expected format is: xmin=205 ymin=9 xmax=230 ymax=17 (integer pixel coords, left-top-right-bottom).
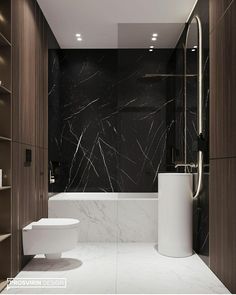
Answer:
xmin=0 ymin=233 xmax=11 ymax=243
xmin=141 ymin=74 xmax=197 ymax=79
xmin=0 ymin=32 xmax=11 ymax=47
xmin=0 ymin=186 xmax=11 ymax=191
xmin=0 ymin=84 xmax=11 ymax=94
xmin=0 ymin=136 xmax=11 ymax=142
xmin=0 ymin=46 xmax=12 ymax=91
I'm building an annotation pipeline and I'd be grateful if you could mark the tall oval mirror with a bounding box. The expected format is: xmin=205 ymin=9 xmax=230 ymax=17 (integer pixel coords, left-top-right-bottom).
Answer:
xmin=185 ymin=17 xmax=199 ymax=165
xmin=185 ymin=15 xmax=203 ymax=198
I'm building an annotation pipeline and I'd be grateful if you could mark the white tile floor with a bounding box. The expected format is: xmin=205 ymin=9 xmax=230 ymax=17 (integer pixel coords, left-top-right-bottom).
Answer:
xmin=2 ymin=243 xmax=230 ymax=294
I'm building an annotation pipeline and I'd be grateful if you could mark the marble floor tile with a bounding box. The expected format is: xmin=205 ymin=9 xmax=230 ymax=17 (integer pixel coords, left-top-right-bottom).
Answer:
xmin=2 ymin=243 xmax=229 ymax=294
xmin=3 ymin=243 xmax=117 ymax=294
xmin=116 ymin=243 xmax=230 ymax=294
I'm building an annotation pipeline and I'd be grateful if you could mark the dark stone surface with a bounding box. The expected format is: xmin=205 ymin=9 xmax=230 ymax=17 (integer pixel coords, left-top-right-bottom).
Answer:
xmin=49 ymin=49 xmax=177 ymax=192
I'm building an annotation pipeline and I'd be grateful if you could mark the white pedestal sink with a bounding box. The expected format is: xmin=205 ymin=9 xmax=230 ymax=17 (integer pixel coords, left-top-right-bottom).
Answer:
xmin=158 ymin=173 xmax=193 ymax=257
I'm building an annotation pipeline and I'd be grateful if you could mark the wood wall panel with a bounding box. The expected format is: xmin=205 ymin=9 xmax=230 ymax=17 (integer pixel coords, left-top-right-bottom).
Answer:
xmin=36 ymin=147 xmax=48 ymax=219
xmin=11 ymin=141 xmax=20 ymax=275
xmin=12 ymin=0 xmax=21 ymax=143
xmin=210 ymin=0 xmax=236 ymax=159
xmin=12 ymin=145 xmax=48 ymax=274
xmin=43 ymin=24 xmax=49 ymax=149
xmin=35 ymin=2 xmax=48 ymax=150
xmin=12 ymin=0 xmax=49 ymax=147
xmin=43 ymin=149 xmax=48 ymax=216
xmin=36 ymin=5 xmax=46 ymax=148
xmin=19 ymin=144 xmax=36 ymax=227
xmin=209 ymin=0 xmax=234 ymax=31
xmin=210 ymin=158 xmax=236 ymax=293
xmin=209 ymin=0 xmax=236 ymax=293
xmin=19 ymin=0 xmax=36 ymax=146
xmin=11 ymin=0 xmax=50 ymax=274
xmin=12 ymin=143 xmax=36 ymax=269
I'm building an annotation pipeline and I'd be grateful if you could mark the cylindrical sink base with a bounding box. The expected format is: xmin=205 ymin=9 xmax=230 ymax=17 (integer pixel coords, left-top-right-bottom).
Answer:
xmin=158 ymin=173 xmax=193 ymax=258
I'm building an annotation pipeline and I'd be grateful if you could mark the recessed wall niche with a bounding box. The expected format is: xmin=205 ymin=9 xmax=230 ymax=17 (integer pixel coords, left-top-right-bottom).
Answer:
xmin=0 ymin=0 xmax=11 ymax=42
xmin=0 ymin=46 xmax=11 ymax=91
xmin=0 ymin=94 xmax=11 ymax=139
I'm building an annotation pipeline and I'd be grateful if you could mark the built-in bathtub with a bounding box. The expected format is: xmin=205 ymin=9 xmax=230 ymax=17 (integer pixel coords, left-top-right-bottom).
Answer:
xmin=49 ymin=193 xmax=158 ymax=242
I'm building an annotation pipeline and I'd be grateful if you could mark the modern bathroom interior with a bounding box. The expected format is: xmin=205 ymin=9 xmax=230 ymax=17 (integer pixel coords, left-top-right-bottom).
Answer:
xmin=0 ymin=0 xmax=235 ymax=294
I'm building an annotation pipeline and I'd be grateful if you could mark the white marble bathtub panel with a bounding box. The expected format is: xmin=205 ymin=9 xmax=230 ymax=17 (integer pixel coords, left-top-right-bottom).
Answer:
xmin=49 ymin=196 xmax=158 ymax=242
xmin=117 ymin=200 xmax=158 ymax=242
xmin=50 ymin=192 xmax=158 ymax=200
xmin=51 ymin=192 xmax=119 ymax=200
xmin=49 ymin=200 xmax=118 ymax=242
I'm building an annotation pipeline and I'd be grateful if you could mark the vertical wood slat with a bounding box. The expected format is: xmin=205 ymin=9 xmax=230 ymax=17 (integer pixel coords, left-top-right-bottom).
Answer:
xmin=11 ymin=141 xmax=20 ymax=276
xmin=210 ymin=0 xmax=236 ymax=159
xmin=209 ymin=0 xmax=234 ymax=32
xmin=20 ymin=0 xmax=36 ymax=146
xmin=43 ymin=19 xmax=49 ymax=150
xmin=19 ymin=143 xmax=36 ymax=268
xmin=35 ymin=3 xmax=46 ymax=149
xmin=11 ymin=141 xmax=36 ymax=272
xmin=210 ymin=158 xmax=236 ymax=293
xmin=35 ymin=147 xmax=48 ymax=219
xmin=12 ymin=0 xmax=20 ymax=143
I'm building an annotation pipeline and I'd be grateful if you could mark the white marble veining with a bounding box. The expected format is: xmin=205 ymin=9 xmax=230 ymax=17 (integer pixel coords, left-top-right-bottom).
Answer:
xmin=49 ymin=193 xmax=158 ymax=242
xmin=49 ymin=199 xmax=117 ymax=242
xmin=116 ymin=244 xmax=229 ymax=294
xmin=2 ymin=243 xmax=229 ymax=294
xmin=117 ymin=200 xmax=158 ymax=242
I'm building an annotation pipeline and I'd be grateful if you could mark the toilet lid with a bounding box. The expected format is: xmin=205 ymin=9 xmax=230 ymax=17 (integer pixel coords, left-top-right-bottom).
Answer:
xmin=32 ymin=218 xmax=79 ymax=230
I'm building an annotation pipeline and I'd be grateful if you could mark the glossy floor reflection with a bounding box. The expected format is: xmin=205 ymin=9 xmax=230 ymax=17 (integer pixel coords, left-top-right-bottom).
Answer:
xmin=2 ymin=243 xmax=229 ymax=294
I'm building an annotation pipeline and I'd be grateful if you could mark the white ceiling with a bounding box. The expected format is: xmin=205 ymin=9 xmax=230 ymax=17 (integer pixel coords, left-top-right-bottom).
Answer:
xmin=118 ymin=23 xmax=185 ymax=48
xmin=37 ymin=0 xmax=197 ymax=48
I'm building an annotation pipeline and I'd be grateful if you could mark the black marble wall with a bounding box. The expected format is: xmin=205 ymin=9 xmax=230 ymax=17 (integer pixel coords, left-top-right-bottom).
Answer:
xmin=49 ymin=49 xmax=177 ymax=192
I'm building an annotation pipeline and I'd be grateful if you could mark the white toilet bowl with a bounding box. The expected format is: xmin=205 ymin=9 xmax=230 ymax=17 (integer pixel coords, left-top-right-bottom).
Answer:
xmin=22 ymin=218 xmax=79 ymax=259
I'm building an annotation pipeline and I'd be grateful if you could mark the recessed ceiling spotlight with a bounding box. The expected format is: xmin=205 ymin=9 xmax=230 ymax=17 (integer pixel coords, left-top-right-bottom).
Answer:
xmin=193 ymin=45 xmax=198 ymax=48
xmin=191 ymin=48 xmax=196 ymax=52
xmin=149 ymin=49 xmax=153 ymax=52
xmin=150 ymin=46 xmax=154 ymax=48
xmin=151 ymin=37 xmax=157 ymax=41
xmin=76 ymin=33 xmax=81 ymax=37
xmin=77 ymin=37 xmax=82 ymax=41
xmin=152 ymin=33 xmax=158 ymax=37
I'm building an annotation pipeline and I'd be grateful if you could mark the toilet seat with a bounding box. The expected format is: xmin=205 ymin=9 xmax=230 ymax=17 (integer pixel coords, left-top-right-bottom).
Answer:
xmin=31 ymin=218 xmax=79 ymax=230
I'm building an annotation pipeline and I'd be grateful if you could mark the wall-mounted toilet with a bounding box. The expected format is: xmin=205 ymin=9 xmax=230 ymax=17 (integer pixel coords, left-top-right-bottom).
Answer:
xmin=23 ymin=218 xmax=79 ymax=259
